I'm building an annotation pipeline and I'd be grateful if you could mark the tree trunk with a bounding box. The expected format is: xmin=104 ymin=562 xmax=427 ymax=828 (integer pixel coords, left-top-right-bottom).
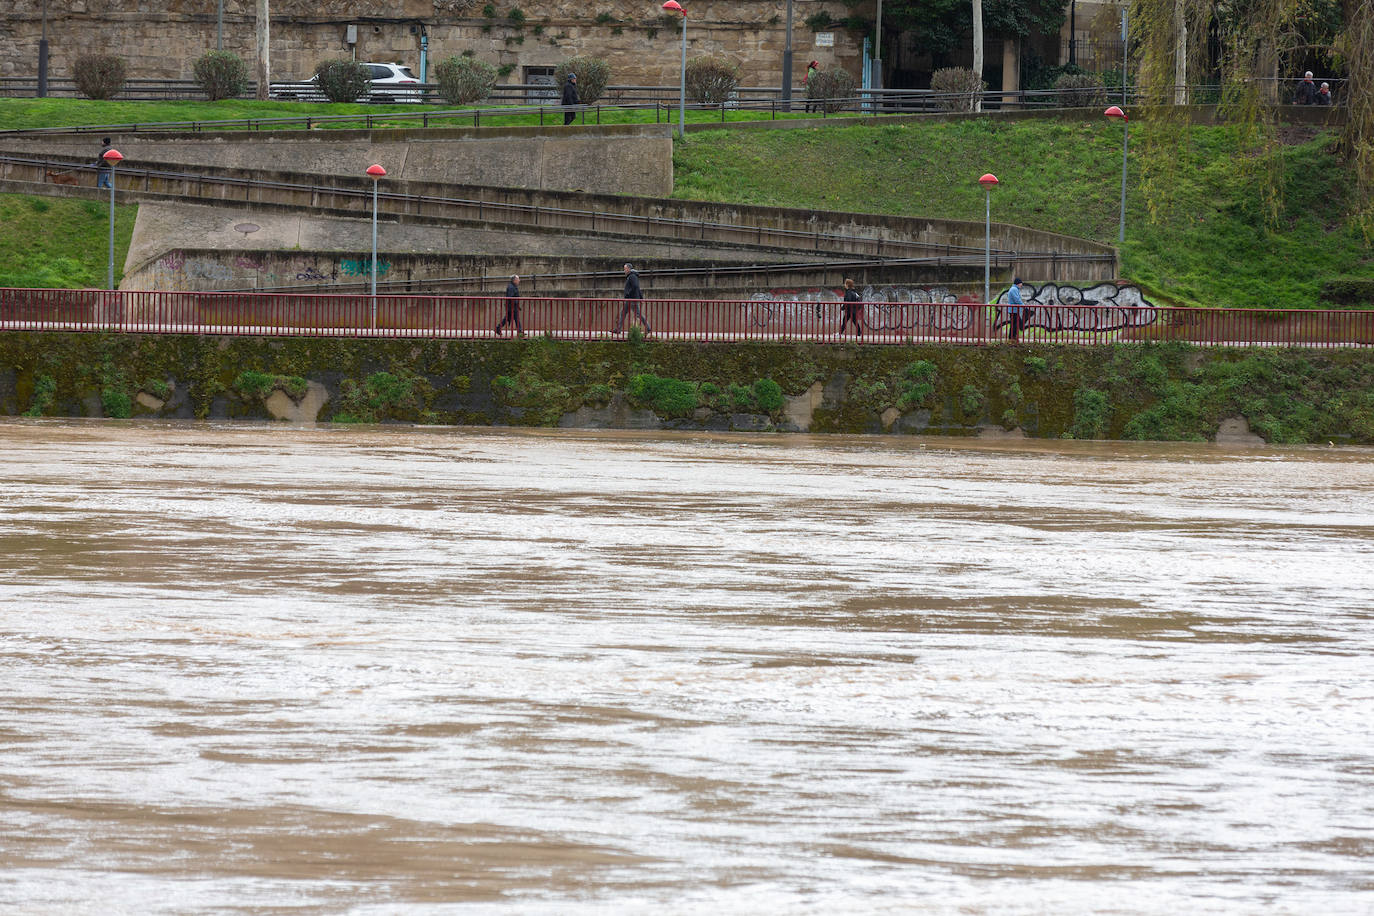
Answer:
xmin=255 ymin=0 xmax=271 ymax=101
xmin=972 ymin=0 xmax=984 ymax=112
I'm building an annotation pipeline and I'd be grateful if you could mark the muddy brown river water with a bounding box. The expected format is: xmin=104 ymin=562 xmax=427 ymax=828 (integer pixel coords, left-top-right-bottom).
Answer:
xmin=1 ymin=421 xmax=1372 ymax=914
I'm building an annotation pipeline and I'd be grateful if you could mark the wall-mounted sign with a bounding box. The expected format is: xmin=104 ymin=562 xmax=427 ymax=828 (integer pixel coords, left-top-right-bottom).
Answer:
xmin=814 ymin=32 xmax=834 ymax=47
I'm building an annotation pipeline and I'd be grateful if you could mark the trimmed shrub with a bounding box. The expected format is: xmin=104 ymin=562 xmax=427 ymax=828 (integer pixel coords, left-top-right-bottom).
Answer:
xmin=193 ymin=50 xmax=249 ymax=101
xmin=805 ymin=67 xmax=857 ymax=112
xmin=930 ymin=67 xmax=985 ymax=112
xmin=314 ymin=59 xmax=370 ymax=103
xmin=554 ymin=56 xmax=611 ymax=103
xmin=73 ymin=54 xmax=127 ymax=100
xmin=1053 ymin=71 xmax=1106 ymax=107
xmin=685 ymin=55 xmax=741 ymax=105
xmin=434 ymin=55 xmax=498 ymax=104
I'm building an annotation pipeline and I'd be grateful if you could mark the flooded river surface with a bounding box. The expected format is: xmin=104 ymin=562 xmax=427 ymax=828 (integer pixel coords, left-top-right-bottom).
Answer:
xmin=2 ymin=421 xmax=1373 ymax=914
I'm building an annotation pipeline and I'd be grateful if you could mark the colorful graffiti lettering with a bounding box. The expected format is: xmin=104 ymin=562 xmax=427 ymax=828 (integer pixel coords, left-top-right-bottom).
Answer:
xmin=340 ymin=258 xmax=390 ymax=278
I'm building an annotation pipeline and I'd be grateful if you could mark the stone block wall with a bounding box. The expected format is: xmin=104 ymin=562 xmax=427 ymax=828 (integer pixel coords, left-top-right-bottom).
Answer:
xmin=2 ymin=0 xmax=863 ymax=89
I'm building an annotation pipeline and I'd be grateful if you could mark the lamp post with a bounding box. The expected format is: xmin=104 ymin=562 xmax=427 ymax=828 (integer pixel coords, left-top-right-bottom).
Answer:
xmin=781 ymin=0 xmax=794 ymax=105
xmin=37 ymin=0 xmax=49 ymax=98
xmin=662 ymin=0 xmax=686 ymax=140
xmin=366 ymin=163 xmax=386 ymax=326
xmin=1104 ymin=105 xmax=1128 ymax=244
xmin=103 ymin=148 xmax=124 ymax=290
xmin=978 ymin=172 xmax=998 ymax=304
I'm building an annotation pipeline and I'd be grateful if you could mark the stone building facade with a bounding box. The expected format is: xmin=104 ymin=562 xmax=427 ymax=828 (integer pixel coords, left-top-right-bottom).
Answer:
xmin=2 ymin=0 xmax=865 ymax=89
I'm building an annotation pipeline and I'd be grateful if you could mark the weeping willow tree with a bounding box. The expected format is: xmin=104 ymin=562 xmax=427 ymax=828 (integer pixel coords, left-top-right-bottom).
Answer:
xmin=1131 ymin=0 xmax=1374 ymax=233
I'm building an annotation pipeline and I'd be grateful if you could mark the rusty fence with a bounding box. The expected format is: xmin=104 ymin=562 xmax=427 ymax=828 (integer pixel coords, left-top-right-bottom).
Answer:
xmin=1 ymin=288 xmax=1371 ymax=347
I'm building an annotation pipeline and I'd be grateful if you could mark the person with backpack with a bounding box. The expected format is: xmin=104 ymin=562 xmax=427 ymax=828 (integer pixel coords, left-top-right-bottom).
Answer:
xmin=839 ymin=278 xmax=863 ymax=338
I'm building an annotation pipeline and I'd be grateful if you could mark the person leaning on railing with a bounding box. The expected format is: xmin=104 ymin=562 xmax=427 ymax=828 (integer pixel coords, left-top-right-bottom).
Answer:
xmin=1294 ymin=71 xmax=1317 ymax=105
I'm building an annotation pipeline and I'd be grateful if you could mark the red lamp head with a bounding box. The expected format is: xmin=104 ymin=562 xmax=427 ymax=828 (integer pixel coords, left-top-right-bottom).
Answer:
xmin=662 ymin=0 xmax=684 ymax=13
xmin=1104 ymin=105 xmax=1128 ymax=121
xmin=366 ymin=164 xmax=387 ymax=178
xmin=978 ymin=173 xmax=998 ymax=189
xmin=102 ymin=149 xmax=124 ymax=164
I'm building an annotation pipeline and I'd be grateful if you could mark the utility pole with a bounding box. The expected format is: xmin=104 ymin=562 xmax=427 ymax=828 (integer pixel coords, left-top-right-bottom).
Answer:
xmin=782 ymin=0 xmax=795 ymax=105
xmin=871 ymin=0 xmax=883 ymax=91
xmin=37 ymin=0 xmax=49 ymax=98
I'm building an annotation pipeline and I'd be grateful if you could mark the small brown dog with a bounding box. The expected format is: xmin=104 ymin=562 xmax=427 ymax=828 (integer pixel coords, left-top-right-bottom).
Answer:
xmin=45 ymin=169 xmax=80 ymax=186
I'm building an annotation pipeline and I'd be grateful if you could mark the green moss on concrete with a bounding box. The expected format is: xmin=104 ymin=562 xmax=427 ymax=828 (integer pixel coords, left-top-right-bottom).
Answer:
xmin=3 ymin=332 xmax=1374 ymax=443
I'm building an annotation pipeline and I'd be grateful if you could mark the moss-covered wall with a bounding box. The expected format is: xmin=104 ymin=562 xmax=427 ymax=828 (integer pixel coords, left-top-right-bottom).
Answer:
xmin=3 ymin=332 xmax=1374 ymax=444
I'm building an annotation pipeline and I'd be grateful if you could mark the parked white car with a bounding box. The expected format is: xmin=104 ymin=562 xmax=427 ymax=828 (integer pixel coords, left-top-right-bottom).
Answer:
xmin=271 ymin=63 xmax=424 ymax=103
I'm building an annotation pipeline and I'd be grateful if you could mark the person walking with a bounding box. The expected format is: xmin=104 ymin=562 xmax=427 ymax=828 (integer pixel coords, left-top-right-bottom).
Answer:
xmin=803 ymin=60 xmax=820 ymax=112
xmin=1316 ymin=82 xmax=1333 ymax=105
xmin=561 ymin=72 xmax=579 ymax=126
xmin=495 ymin=274 xmax=522 ymax=335
xmin=1294 ymin=71 xmax=1317 ymax=105
xmin=839 ymin=278 xmax=863 ymax=337
xmin=96 ymin=137 xmax=114 ymax=189
xmin=614 ymin=263 xmax=651 ymax=335
xmin=1005 ymin=277 xmax=1029 ymax=342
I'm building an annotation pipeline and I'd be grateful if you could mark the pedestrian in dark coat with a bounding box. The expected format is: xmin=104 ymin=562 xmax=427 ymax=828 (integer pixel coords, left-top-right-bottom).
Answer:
xmin=1294 ymin=71 xmax=1317 ymax=105
xmin=614 ymin=263 xmax=651 ymax=335
xmin=1316 ymin=82 xmax=1333 ymax=105
xmin=562 ymin=73 xmax=579 ymax=125
xmin=96 ymin=137 xmax=114 ymax=189
xmin=496 ymin=274 xmax=522 ymax=335
xmin=839 ymin=278 xmax=863 ymax=337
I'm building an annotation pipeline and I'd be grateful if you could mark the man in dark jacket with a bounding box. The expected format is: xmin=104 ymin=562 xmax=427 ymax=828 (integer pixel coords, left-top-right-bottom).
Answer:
xmin=562 ymin=73 xmax=579 ymax=125
xmin=615 ymin=263 xmax=651 ymax=335
xmin=1294 ymin=71 xmax=1317 ymax=105
xmin=496 ymin=274 xmax=522 ymax=335
xmin=96 ymin=136 xmax=114 ymax=188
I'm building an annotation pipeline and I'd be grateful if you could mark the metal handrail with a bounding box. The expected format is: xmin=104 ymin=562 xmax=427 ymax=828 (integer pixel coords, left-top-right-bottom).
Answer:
xmin=2 ymin=287 xmax=1370 ymax=348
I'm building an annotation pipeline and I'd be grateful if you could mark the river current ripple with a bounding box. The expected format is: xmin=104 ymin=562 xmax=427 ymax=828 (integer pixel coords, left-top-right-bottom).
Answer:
xmin=1 ymin=421 xmax=1372 ymax=914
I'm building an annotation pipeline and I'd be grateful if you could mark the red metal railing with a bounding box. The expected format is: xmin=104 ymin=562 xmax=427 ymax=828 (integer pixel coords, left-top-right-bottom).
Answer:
xmin=1 ymin=288 xmax=1371 ymax=347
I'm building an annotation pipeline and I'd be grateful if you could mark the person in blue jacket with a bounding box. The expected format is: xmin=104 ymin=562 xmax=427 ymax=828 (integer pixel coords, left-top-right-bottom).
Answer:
xmin=1006 ymin=277 xmax=1029 ymax=341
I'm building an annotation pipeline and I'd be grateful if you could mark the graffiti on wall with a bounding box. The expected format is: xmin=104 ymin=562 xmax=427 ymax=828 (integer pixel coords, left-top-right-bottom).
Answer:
xmin=142 ymin=252 xmax=349 ymax=291
xmin=746 ymin=286 xmax=977 ymax=331
xmin=993 ymin=282 xmax=1158 ymax=333
xmin=340 ymin=258 xmax=391 ymax=279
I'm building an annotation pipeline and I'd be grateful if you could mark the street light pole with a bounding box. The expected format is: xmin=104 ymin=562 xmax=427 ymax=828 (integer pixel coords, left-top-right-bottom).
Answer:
xmin=781 ymin=0 xmax=794 ymax=105
xmin=103 ymin=148 xmax=125 ymax=290
xmin=978 ymin=173 xmax=998 ymax=304
xmin=662 ymin=0 xmax=686 ymax=140
xmin=37 ymin=0 xmax=49 ymax=98
xmin=1104 ymin=106 xmax=1128 ymax=244
xmin=217 ymin=0 xmax=224 ymax=50
xmin=366 ymin=164 xmax=386 ymax=327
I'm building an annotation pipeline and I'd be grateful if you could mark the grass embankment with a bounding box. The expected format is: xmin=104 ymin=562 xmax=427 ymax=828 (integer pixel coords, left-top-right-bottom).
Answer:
xmin=0 ymin=195 xmax=136 ymax=288
xmin=673 ymin=119 xmax=1374 ymax=310
xmin=0 ymin=97 xmax=840 ymax=133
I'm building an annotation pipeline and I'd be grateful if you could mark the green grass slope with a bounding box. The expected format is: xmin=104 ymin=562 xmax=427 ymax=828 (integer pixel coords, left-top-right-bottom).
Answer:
xmin=673 ymin=119 xmax=1374 ymax=309
xmin=0 ymin=195 xmax=136 ymax=288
